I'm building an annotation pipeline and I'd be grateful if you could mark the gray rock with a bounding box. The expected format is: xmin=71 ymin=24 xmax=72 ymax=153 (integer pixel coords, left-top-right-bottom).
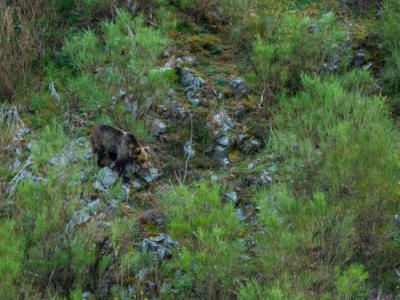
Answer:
xmin=236 ymin=208 xmax=245 ymax=221
xmin=217 ymin=136 xmax=233 ymax=147
xmin=184 ymin=141 xmax=196 ymax=158
xmin=124 ymin=99 xmax=139 ymax=118
xmin=71 ymin=209 xmax=91 ymax=226
xmin=137 ymin=268 xmax=150 ymax=281
xmin=14 ymin=128 xmax=30 ymax=144
xmin=160 ymin=57 xmax=175 ymax=72
xmin=213 ymin=145 xmax=228 ymax=159
xmin=144 ymin=96 xmax=154 ymax=110
xmin=171 ymin=101 xmax=187 ymax=119
xmin=344 ymin=39 xmax=353 ymax=47
xmin=259 ymin=170 xmax=272 ymax=185
xmin=111 ymin=89 xmax=127 ymax=105
xmin=168 ymin=88 xmax=175 ymax=96
xmin=246 ymin=170 xmax=272 ymax=187
xmin=309 ymin=23 xmax=318 ymax=33
xmin=82 ymin=291 xmax=92 ymax=300
xmin=87 ymin=198 xmax=102 ymax=214
xmin=363 ymin=62 xmax=373 ymax=70
xmin=354 ymin=51 xmax=365 ymax=65
xmin=7 ymin=156 xmax=43 ymax=197
xmin=241 ymin=138 xmax=263 ymax=153
xmin=213 ymin=112 xmax=234 ymax=134
xmin=322 ymin=56 xmax=341 ymax=73
xmin=332 ymin=57 xmax=341 ymax=72
xmin=188 ymin=97 xmax=200 ymax=106
xmin=247 ymin=160 xmax=259 ymax=170
xmin=140 ymin=234 xmax=179 ymax=260
xmin=12 ymin=159 xmax=21 ymax=169
xmin=49 ymin=137 xmax=90 ymax=167
xmin=225 ymin=191 xmax=238 ymax=205
xmin=183 ymin=55 xmax=196 ymax=63
xmin=229 ymin=77 xmax=249 ymax=97
xmin=96 ymin=167 xmax=119 ymax=189
xmin=180 ymin=68 xmax=195 ymax=87
xmin=131 ymin=179 xmax=144 ymax=191
xmin=235 ymin=106 xmax=246 ymax=119
xmin=192 ymin=76 xmax=204 ymax=89
xmin=152 ymin=119 xmax=167 ymax=136
xmin=141 ymin=168 xmax=162 ymax=184
xmin=180 ymin=68 xmax=204 ymax=105
xmin=221 ymin=157 xmax=230 ymax=168
xmin=122 ymin=163 xmax=138 ymax=178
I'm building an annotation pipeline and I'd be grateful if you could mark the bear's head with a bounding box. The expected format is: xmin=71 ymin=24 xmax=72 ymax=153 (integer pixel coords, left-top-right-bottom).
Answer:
xmin=132 ymin=145 xmax=150 ymax=168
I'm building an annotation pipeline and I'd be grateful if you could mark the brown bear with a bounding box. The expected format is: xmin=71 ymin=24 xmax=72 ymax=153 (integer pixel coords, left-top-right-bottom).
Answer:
xmin=90 ymin=125 xmax=150 ymax=175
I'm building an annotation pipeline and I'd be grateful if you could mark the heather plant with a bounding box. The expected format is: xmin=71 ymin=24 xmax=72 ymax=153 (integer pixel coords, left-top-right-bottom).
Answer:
xmin=0 ymin=220 xmax=24 ymax=299
xmin=379 ymin=0 xmax=400 ymax=105
xmin=271 ymin=75 xmax=398 ymax=284
xmin=163 ymin=183 xmax=248 ymax=298
xmin=31 ymin=120 xmax=69 ymax=172
xmin=338 ymin=69 xmax=379 ymax=96
xmin=218 ymin=0 xmax=293 ymax=46
xmin=336 ymin=264 xmax=369 ymax=299
xmin=251 ymin=12 xmax=350 ymax=99
xmin=61 ymin=10 xmax=173 ymax=117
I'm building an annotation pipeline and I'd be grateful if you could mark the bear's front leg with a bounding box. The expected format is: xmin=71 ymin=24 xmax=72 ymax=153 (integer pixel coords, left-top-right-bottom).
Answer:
xmin=97 ymin=148 xmax=106 ymax=167
xmin=113 ymin=159 xmax=127 ymax=176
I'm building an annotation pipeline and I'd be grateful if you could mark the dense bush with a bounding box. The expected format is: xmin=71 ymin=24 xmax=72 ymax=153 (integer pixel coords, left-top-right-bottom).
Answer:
xmin=0 ymin=220 xmax=24 ymax=299
xmin=61 ymin=9 xmax=173 ymax=117
xmin=219 ymin=0 xmax=293 ymax=46
xmin=251 ymin=12 xmax=350 ymax=99
xmin=0 ymin=0 xmax=54 ymax=99
xmin=380 ymin=0 xmax=400 ymax=103
xmin=162 ymin=183 xmax=248 ymax=298
xmin=271 ymin=75 xmax=398 ymax=285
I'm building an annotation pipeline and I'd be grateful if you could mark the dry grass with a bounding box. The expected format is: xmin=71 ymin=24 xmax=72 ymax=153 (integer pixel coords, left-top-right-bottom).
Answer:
xmin=0 ymin=0 xmax=53 ymax=100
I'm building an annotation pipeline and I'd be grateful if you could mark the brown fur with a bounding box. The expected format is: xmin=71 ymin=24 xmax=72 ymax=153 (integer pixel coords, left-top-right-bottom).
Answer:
xmin=90 ymin=125 xmax=150 ymax=175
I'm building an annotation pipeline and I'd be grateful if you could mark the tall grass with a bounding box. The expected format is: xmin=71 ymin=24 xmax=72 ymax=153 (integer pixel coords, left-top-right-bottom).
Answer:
xmin=0 ymin=1 xmax=50 ymax=99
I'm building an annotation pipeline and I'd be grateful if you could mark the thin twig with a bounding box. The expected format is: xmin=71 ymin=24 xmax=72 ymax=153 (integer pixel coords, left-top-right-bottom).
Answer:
xmin=182 ymin=113 xmax=193 ymax=185
xmin=258 ymin=85 xmax=266 ymax=109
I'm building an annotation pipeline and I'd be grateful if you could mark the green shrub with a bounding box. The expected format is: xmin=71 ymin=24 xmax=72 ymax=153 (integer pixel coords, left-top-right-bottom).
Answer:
xmin=69 ymin=231 xmax=97 ymax=287
xmin=251 ymin=188 xmax=339 ymax=295
xmin=62 ymin=9 xmax=172 ymax=117
xmin=238 ymin=278 xmax=308 ymax=300
xmin=163 ymin=183 xmax=248 ymax=298
xmin=14 ymin=160 xmax=94 ymax=292
xmin=16 ymin=176 xmax=72 ymax=290
xmin=31 ymin=120 xmax=69 ymax=172
xmin=65 ymin=74 xmax=112 ymax=113
xmin=380 ymin=0 xmax=400 ymax=98
xmin=219 ymin=0 xmax=293 ymax=46
xmin=336 ymin=264 xmax=369 ymax=299
xmin=0 ymin=220 xmax=24 ymax=299
xmin=271 ymin=75 xmax=398 ymax=282
xmin=62 ymin=30 xmax=102 ymax=73
xmin=380 ymin=0 xmax=400 ymax=51
xmin=338 ymin=69 xmax=379 ymax=96
xmin=251 ymin=12 xmax=349 ymax=98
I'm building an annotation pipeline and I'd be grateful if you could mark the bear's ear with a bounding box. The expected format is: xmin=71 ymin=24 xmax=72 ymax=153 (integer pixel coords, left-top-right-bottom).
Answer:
xmin=144 ymin=146 xmax=150 ymax=153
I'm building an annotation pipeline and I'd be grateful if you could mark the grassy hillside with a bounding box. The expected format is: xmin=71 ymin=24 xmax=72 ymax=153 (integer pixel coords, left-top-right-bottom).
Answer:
xmin=0 ymin=0 xmax=399 ymax=299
